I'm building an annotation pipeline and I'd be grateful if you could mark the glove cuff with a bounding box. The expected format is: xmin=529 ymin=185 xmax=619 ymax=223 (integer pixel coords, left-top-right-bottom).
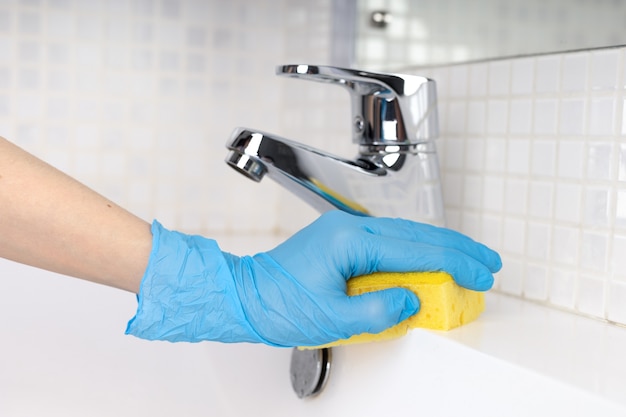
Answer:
xmin=125 ymin=220 xmax=263 ymax=344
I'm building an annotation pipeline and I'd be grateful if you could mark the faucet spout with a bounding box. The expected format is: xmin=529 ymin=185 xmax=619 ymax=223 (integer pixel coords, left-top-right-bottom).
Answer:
xmin=226 ymin=128 xmax=445 ymax=224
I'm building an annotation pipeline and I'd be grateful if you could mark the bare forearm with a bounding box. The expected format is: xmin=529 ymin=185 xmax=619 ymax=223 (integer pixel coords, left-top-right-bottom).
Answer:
xmin=0 ymin=137 xmax=151 ymax=293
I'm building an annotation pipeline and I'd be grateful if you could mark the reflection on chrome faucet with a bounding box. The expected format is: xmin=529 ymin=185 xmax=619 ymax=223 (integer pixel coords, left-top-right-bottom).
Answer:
xmin=225 ymin=64 xmax=445 ymax=226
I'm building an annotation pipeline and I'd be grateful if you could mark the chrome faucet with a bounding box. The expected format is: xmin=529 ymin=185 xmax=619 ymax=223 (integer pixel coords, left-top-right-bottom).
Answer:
xmin=225 ymin=64 xmax=445 ymax=226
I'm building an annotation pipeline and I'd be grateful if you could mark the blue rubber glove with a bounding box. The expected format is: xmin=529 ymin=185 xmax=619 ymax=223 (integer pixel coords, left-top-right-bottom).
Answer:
xmin=126 ymin=211 xmax=501 ymax=347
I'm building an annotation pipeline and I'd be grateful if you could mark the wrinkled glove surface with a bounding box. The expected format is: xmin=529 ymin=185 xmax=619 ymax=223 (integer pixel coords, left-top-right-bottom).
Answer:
xmin=126 ymin=211 xmax=501 ymax=347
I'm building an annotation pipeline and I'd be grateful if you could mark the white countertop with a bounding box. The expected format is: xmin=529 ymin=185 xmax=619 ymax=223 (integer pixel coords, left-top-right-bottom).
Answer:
xmin=192 ymin=233 xmax=626 ymax=413
xmin=2 ymin=233 xmax=626 ymax=416
xmin=445 ymin=291 xmax=626 ymax=408
xmin=202 ymin=290 xmax=626 ymax=417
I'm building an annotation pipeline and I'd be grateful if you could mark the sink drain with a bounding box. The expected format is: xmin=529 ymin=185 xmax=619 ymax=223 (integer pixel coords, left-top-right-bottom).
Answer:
xmin=289 ymin=347 xmax=332 ymax=399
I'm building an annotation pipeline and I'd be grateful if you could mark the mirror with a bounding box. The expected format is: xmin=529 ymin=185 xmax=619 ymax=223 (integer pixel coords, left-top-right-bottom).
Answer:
xmin=354 ymin=0 xmax=626 ymax=69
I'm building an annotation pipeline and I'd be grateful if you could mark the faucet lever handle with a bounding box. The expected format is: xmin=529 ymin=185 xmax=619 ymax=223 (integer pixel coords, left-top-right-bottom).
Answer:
xmin=276 ymin=64 xmax=438 ymax=148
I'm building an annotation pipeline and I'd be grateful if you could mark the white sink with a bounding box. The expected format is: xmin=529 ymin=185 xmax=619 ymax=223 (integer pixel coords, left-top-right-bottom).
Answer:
xmin=1 ymin=234 xmax=625 ymax=417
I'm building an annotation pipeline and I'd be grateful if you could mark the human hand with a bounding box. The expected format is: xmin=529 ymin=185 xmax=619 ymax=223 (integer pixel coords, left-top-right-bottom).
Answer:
xmin=126 ymin=211 xmax=501 ymax=347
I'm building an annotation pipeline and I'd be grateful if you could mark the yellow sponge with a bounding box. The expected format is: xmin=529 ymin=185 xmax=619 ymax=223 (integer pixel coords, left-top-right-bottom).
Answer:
xmin=310 ymin=271 xmax=485 ymax=348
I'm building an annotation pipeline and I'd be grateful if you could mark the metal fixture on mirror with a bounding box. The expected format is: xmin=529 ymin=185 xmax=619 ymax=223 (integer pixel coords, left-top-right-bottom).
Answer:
xmin=370 ymin=10 xmax=392 ymax=28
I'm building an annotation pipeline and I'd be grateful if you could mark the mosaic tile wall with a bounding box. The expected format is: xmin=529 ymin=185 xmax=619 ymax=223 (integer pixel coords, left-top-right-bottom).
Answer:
xmin=0 ymin=0 xmax=335 ymax=235
xmin=412 ymin=48 xmax=626 ymax=325
xmin=344 ymin=0 xmax=626 ymax=325
xmin=2 ymin=0 xmax=625 ymax=326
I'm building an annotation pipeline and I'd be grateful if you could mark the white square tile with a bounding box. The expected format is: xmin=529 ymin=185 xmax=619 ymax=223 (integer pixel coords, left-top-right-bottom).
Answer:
xmin=442 ymin=172 xmax=463 ymax=207
xmin=587 ymin=142 xmax=614 ymax=181
xmin=506 ymin=139 xmax=530 ymax=175
xmin=508 ymin=99 xmax=532 ymax=135
xmin=487 ymin=99 xmax=508 ymax=134
xmin=18 ymin=68 xmax=40 ymax=89
xmin=16 ymin=124 xmax=42 ymax=149
xmin=535 ymin=55 xmax=560 ymax=93
xmin=488 ymin=60 xmax=510 ymax=96
xmin=484 ymin=138 xmax=507 ymax=173
xmin=407 ymin=18 xmax=428 ymax=40
xmin=46 ymin=126 xmax=70 ymax=147
xmin=480 ymin=214 xmax=502 ymax=250
xmin=100 ymin=127 xmax=130 ymax=152
xmin=590 ymin=49 xmax=620 ymax=91
xmin=75 ymin=72 xmax=100 ymax=92
xmin=580 ymin=231 xmax=609 ymax=272
xmin=611 ymin=234 xmax=626 ymax=280
xmin=47 ymin=69 xmax=70 ymax=90
xmin=466 ymin=100 xmax=486 ymax=135
xmin=74 ymin=151 xmax=99 ymax=177
xmin=76 ymin=16 xmax=103 ymax=41
xmin=443 ymin=137 xmax=465 ymax=170
xmin=157 ymin=22 xmax=183 ymax=47
xmin=19 ymin=41 xmax=40 ymax=62
xmin=0 ymin=10 xmax=10 ymax=32
xmin=46 ymin=150 xmax=71 ymax=172
xmin=511 ymin=57 xmax=534 ymax=95
xmin=76 ymin=1 xmax=101 ymax=14
xmin=607 ymin=282 xmax=626 ymax=324
xmin=577 ymin=275 xmax=606 ymax=318
xmin=444 ymin=208 xmax=462 ymax=231
xmin=46 ymin=11 xmax=74 ymax=38
xmin=128 ymin=128 xmax=154 ymax=152
xmin=559 ymin=98 xmax=586 ymax=136
xmin=619 ymin=143 xmax=626 ymax=182
xmin=74 ymin=99 xmax=99 ymax=121
xmin=103 ymin=101 xmax=127 ymax=122
xmin=552 ymin=226 xmax=579 ymax=266
xmin=554 ymin=183 xmax=582 ymax=223
xmin=615 ymin=189 xmax=626 ymax=228
xmin=549 ymin=268 xmax=576 ymax=309
xmin=557 ymin=140 xmax=584 ymax=179
xmin=533 ymin=99 xmax=558 ymax=135
xmin=431 ymin=67 xmax=449 ymax=98
xmin=482 ymin=176 xmax=504 ymax=212
xmin=499 ymin=258 xmax=523 ymax=295
xmin=47 ymin=43 xmax=70 ymax=65
xmin=530 ymin=139 xmax=557 ymax=177
xmin=560 ymin=52 xmax=589 ymax=92
xmin=408 ymin=43 xmax=429 ymax=66
xmin=588 ymin=96 xmax=616 ymax=136
xmin=462 ymin=174 xmax=482 ymax=209
xmin=528 ymin=181 xmax=554 ymax=219
xmin=0 ymin=38 xmax=12 ymax=64
xmin=104 ymin=73 xmax=130 ymax=95
xmin=16 ymin=94 xmax=42 ymax=118
xmin=18 ymin=11 xmax=41 ymax=34
xmin=502 ymin=217 xmax=526 ymax=255
xmin=526 ymin=221 xmax=551 ymax=260
xmin=100 ymin=152 xmax=126 ymax=177
xmin=504 ymin=178 xmax=528 ymax=216
xmin=127 ymin=154 xmax=152 ymax=178
xmin=460 ymin=211 xmax=481 ymax=241
xmin=361 ymin=37 xmax=386 ymax=61
xmin=464 ymin=137 xmax=485 ymax=172
xmin=583 ymin=186 xmax=612 ymax=227
xmin=159 ymin=50 xmax=180 ymax=71
xmin=623 ymin=49 xmax=626 ymax=89
xmin=446 ymin=100 xmax=466 ymax=134
xmin=0 ymin=69 xmax=10 ymax=90
xmin=525 ymin=263 xmax=548 ymax=301
xmin=622 ymin=99 xmax=626 ymax=135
